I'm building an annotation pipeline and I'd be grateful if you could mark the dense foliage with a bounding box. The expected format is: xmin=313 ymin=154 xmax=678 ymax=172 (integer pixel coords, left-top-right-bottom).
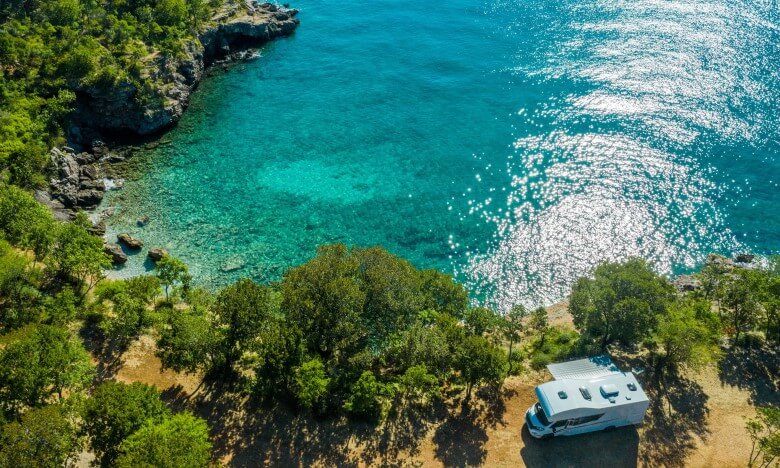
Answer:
xmin=157 ymin=244 xmax=506 ymax=417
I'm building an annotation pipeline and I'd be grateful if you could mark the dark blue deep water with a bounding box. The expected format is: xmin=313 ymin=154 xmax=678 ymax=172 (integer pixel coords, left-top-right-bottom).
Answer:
xmin=103 ymin=0 xmax=780 ymax=309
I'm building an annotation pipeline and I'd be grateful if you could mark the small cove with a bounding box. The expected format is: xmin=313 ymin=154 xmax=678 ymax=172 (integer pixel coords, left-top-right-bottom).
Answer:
xmin=103 ymin=0 xmax=780 ymax=309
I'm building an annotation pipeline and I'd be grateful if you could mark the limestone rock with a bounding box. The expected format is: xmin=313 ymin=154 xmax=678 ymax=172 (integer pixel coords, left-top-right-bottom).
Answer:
xmin=148 ymin=248 xmax=168 ymax=261
xmin=117 ymin=233 xmax=144 ymax=249
xmin=104 ymin=243 xmax=128 ymax=264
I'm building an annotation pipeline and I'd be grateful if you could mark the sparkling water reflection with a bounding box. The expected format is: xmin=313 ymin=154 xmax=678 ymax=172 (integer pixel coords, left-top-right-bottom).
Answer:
xmin=103 ymin=0 xmax=780 ymax=309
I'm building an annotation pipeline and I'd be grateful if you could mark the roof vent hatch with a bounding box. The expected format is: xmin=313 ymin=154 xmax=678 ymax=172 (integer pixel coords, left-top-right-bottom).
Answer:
xmin=600 ymin=384 xmax=620 ymax=398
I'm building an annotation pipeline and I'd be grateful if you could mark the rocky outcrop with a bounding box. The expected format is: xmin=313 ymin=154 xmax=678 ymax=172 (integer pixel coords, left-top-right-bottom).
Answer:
xmin=75 ymin=3 xmax=299 ymax=136
xmin=46 ymin=142 xmax=128 ymax=213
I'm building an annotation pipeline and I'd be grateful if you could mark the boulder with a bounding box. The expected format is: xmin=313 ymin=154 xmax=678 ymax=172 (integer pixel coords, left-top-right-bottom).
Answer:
xmin=117 ymin=233 xmax=144 ymax=249
xmin=76 ymin=189 xmax=104 ymax=209
xmin=735 ymin=253 xmax=755 ymax=264
xmin=104 ymin=243 xmax=128 ymax=264
xmin=80 ymin=164 xmax=101 ymax=181
xmin=137 ymin=215 xmax=150 ymax=227
xmin=88 ymin=220 xmax=107 ymax=236
xmin=148 ymin=248 xmax=168 ymax=261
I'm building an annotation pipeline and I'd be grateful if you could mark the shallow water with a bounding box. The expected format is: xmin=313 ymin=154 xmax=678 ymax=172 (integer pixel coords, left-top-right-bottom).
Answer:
xmin=103 ymin=0 xmax=780 ymax=309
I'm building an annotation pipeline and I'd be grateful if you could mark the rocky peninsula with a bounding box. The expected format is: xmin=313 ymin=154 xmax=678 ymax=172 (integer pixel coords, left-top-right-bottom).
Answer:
xmin=38 ymin=2 xmax=299 ymax=219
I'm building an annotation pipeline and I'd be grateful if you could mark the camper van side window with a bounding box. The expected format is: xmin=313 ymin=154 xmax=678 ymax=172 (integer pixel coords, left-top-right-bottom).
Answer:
xmin=569 ymin=414 xmax=604 ymax=426
xmin=552 ymin=420 xmax=567 ymax=429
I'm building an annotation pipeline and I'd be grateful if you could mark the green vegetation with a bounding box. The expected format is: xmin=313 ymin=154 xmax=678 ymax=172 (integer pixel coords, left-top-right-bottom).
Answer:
xmin=747 ymin=406 xmax=780 ymax=467
xmin=0 ymin=0 xmax=218 ymax=187
xmin=82 ymin=381 xmax=171 ymax=466
xmin=569 ymin=258 xmax=674 ymax=349
xmin=0 ymin=404 xmax=79 ymax=466
xmin=1 ymin=177 xmax=778 ymax=464
xmin=0 ymin=325 xmax=93 ymax=417
xmin=116 ymin=412 xmax=212 ymax=468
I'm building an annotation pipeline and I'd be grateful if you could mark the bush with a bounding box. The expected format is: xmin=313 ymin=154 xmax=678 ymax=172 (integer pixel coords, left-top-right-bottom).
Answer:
xmin=116 ymin=412 xmax=211 ymax=468
xmin=292 ymin=358 xmax=330 ymax=411
xmin=344 ymin=371 xmax=386 ymax=420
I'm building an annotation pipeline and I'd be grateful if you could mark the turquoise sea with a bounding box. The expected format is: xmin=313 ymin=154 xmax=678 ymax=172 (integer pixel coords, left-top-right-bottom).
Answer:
xmin=103 ymin=0 xmax=780 ymax=309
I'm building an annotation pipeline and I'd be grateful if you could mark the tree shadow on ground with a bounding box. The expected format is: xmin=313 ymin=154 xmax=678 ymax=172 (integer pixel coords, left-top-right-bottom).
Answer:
xmin=431 ymin=385 xmax=514 ymax=467
xmin=520 ymin=424 xmax=639 ymax=467
xmin=161 ymin=378 xmax=452 ymax=466
xmin=638 ymin=373 xmax=710 ymax=467
xmin=78 ymin=318 xmax=128 ymax=383
xmin=718 ymin=344 xmax=780 ymax=407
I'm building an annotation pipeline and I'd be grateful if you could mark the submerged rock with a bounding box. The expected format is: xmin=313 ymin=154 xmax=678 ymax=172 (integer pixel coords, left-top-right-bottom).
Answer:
xmin=148 ymin=248 xmax=168 ymax=261
xmin=117 ymin=233 xmax=144 ymax=249
xmin=104 ymin=243 xmax=128 ymax=264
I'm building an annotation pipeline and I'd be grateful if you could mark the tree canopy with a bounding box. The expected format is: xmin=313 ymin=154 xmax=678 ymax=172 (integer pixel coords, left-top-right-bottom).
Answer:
xmin=569 ymin=257 xmax=674 ymax=348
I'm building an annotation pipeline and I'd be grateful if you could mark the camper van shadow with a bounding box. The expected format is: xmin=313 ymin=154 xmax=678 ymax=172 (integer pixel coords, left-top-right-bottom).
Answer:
xmin=519 ymin=424 xmax=640 ymax=467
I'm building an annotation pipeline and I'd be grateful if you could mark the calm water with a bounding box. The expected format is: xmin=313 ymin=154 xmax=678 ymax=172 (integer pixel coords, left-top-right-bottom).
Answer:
xmin=103 ymin=0 xmax=780 ymax=309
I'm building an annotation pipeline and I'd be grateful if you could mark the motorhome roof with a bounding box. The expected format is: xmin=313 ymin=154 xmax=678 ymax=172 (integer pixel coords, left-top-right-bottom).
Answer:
xmin=535 ymin=371 xmax=648 ymax=420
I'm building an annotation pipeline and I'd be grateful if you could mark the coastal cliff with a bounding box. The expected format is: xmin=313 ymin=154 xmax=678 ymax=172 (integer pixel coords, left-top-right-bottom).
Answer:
xmin=74 ymin=2 xmax=299 ymax=137
xmin=41 ymin=2 xmax=298 ymax=216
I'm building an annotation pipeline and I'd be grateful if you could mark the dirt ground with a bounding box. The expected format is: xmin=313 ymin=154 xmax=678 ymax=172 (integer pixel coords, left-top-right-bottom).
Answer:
xmin=103 ymin=307 xmax=778 ymax=468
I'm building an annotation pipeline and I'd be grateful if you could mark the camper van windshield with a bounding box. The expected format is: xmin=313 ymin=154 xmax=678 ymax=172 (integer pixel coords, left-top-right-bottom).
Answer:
xmin=534 ymin=402 xmax=551 ymax=426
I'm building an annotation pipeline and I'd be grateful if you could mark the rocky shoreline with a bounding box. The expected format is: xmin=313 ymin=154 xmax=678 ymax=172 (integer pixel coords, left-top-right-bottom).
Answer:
xmin=37 ymin=2 xmax=299 ymax=224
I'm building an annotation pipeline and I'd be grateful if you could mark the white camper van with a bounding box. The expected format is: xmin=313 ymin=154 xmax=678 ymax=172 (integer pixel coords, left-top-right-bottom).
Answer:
xmin=525 ymin=356 xmax=649 ymax=439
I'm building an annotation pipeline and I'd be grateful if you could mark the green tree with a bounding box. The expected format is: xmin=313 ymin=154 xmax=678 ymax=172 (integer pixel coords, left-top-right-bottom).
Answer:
xmin=528 ymin=306 xmax=550 ymax=346
xmin=722 ymin=268 xmax=764 ymax=343
xmin=116 ymin=412 xmax=212 ymax=468
xmin=569 ymin=258 xmax=673 ymax=349
xmin=49 ymin=222 xmax=110 ymax=297
xmin=746 ymin=406 xmax=780 ymax=468
xmin=455 ymin=335 xmax=507 ymax=399
xmin=153 ymin=0 xmax=186 ymax=26
xmin=124 ymin=275 xmax=161 ymax=304
xmin=282 ymin=244 xmax=368 ymax=363
xmin=398 ymin=364 xmax=440 ymax=405
xmin=0 ymin=185 xmax=55 ymax=258
xmin=653 ymin=299 xmax=720 ymax=377
xmin=292 ymin=357 xmax=330 ymax=410
xmin=156 ymin=256 xmax=191 ymax=301
xmin=41 ymin=286 xmax=77 ymax=325
xmin=0 ymin=325 xmax=93 ymax=417
xmin=343 ymin=371 xmax=386 ymax=420
xmin=103 ymin=293 xmax=148 ymax=345
xmin=83 ymin=381 xmax=171 ymax=466
xmin=252 ymin=318 xmax=303 ymax=399
xmin=213 ymin=278 xmax=276 ymax=371
xmin=502 ymin=304 xmax=526 ymax=373
xmin=384 ymin=319 xmax=452 ymax=380
xmin=0 ymin=404 xmax=79 ymax=467
xmin=419 ymin=269 xmax=469 ymax=318
xmin=156 ymin=309 xmax=220 ymax=376
xmin=0 ymin=241 xmax=42 ymax=330
xmin=464 ymin=306 xmax=498 ymax=337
